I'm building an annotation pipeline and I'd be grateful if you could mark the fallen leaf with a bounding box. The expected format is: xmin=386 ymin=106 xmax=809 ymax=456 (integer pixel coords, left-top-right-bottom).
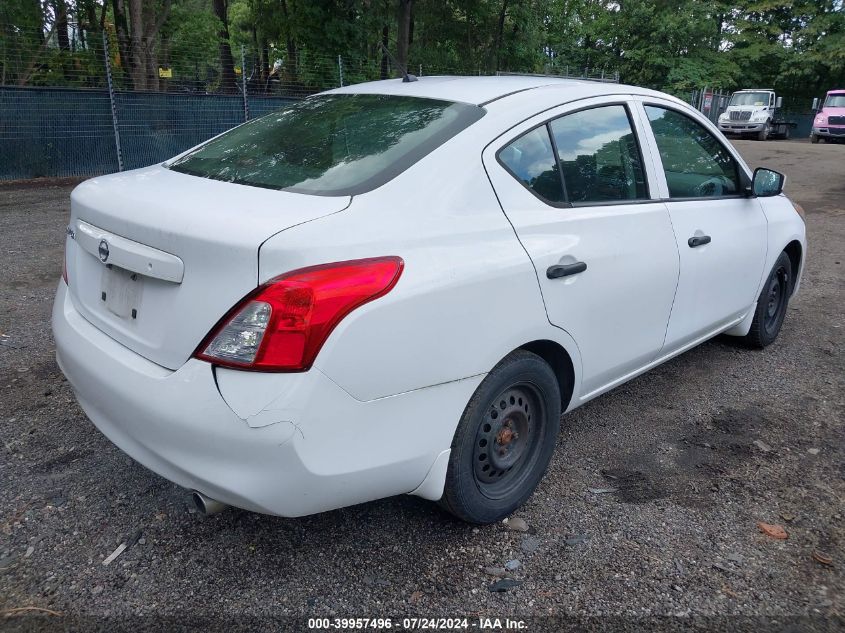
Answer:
xmin=812 ymin=550 xmax=833 ymax=566
xmin=757 ymin=522 xmax=788 ymax=539
xmin=753 ymin=439 xmax=772 ymax=453
xmin=102 ymin=543 xmax=127 ymax=566
xmin=409 ymin=591 xmax=424 ymax=604
xmin=488 ymin=578 xmax=522 ymax=593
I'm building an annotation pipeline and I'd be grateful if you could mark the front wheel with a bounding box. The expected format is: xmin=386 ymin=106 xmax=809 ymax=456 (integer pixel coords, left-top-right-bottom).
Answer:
xmin=810 ymin=134 xmax=819 ymax=144
xmin=440 ymin=350 xmax=561 ymax=524
xmin=744 ymin=251 xmax=793 ymax=348
xmin=757 ymin=122 xmax=770 ymax=141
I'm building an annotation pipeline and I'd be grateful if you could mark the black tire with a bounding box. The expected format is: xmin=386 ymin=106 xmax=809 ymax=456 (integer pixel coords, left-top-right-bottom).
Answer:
xmin=810 ymin=134 xmax=819 ymax=144
xmin=744 ymin=251 xmax=793 ymax=348
xmin=782 ymin=126 xmax=791 ymax=140
xmin=439 ymin=350 xmax=561 ymax=524
xmin=757 ymin=122 xmax=770 ymax=141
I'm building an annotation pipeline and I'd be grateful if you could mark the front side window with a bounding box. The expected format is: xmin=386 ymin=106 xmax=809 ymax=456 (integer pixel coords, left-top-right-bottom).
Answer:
xmin=498 ymin=126 xmax=565 ymax=203
xmin=644 ymin=106 xmax=740 ymax=198
xmin=549 ymin=105 xmax=647 ymax=203
xmin=168 ymin=94 xmax=485 ymax=195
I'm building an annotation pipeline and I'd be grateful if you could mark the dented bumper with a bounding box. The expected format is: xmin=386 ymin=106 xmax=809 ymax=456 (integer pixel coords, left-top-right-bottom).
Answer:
xmin=52 ymin=281 xmax=479 ymax=516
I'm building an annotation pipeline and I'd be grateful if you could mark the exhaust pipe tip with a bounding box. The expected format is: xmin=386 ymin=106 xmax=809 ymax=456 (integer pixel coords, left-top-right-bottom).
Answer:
xmin=191 ymin=491 xmax=229 ymax=516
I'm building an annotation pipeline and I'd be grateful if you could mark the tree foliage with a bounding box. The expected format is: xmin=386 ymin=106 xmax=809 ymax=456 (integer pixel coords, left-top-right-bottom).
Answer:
xmin=1 ymin=0 xmax=842 ymax=103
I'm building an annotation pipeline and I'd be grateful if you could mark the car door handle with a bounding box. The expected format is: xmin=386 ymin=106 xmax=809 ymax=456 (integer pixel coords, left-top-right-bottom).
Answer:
xmin=688 ymin=235 xmax=711 ymax=248
xmin=546 ymin=262 xmax=587 ymax=279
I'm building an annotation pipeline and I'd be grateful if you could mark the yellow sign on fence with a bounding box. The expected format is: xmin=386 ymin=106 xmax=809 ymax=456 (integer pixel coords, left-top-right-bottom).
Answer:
xmin=158 ymin=68 xmax=172 ymax=78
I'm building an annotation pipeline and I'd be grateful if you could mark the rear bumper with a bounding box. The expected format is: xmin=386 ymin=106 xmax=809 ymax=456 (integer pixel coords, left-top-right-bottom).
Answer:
xmin=52 ymin=281 xmax=480 ymax=516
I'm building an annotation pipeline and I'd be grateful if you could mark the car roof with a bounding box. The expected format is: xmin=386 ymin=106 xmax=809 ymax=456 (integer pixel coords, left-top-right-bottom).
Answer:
xmin=324 ymin=75 xmax=630 ymax=106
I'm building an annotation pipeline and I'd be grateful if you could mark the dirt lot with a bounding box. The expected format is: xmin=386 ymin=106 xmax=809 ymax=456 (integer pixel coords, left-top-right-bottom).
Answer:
xmin=1 ymin=140 xmax=843 ymax=631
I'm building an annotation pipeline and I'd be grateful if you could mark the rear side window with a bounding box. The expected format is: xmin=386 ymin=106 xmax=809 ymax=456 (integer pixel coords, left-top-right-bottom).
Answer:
xmin=498 ymin=104 xmax=647 ymax=206
xmin=644 ymin=106 xmax=740 ymax=198
xmin=168 ymin=94 xmax=485 ymax=196
xmin=549 ymin=105 xmax=648 ymax=203
xmin=498 ymin=127 xmax=565 ymax=203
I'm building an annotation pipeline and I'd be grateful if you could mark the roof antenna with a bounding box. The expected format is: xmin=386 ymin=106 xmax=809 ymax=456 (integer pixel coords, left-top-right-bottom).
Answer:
xmin=377 ymin=42 xmax=418 ymax=83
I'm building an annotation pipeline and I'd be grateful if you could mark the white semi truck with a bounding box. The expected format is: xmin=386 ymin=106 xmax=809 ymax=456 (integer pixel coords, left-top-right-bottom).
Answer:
xmin=717 ymin=89 xmax=794 ymax=140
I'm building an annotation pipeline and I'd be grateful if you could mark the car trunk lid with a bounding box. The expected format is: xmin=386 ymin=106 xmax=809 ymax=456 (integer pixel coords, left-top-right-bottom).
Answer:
xmin=66 ymin=165 xmax=350 ymax=370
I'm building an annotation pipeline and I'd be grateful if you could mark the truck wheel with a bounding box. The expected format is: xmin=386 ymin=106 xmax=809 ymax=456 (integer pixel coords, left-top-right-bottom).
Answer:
xmin=757 ymin=123 xmax=770 ymax=141
xmin=810 ymin=134 xmax=820 ymax=144
xmin=782 ymin=126 xmax=790 ymax=140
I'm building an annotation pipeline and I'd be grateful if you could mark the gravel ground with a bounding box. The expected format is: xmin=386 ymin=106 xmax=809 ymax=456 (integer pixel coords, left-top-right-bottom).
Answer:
xmin=1 ymin=140 xmax=843 ymax=631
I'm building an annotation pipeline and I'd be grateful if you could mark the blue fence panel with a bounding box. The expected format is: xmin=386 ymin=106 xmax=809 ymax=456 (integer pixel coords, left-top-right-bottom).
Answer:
xmin=0 ymin=88 xmax=301 ymax=179
xmin=787 ymin=113 xmax=814 ymax=138
xmin=115 ymin=91 xmax=246 ymax=170
xmin=247 ymin=96 xmax=298 ymax=119
xmin=0 ymin=87 xmax=118 ymax=179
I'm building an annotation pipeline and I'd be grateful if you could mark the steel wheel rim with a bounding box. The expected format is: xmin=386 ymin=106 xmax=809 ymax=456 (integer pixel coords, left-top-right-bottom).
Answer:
xmin=472 ymin=383 xmax=545 ymax=500
xmin=764 ymin=265 xmax=789 ymax=334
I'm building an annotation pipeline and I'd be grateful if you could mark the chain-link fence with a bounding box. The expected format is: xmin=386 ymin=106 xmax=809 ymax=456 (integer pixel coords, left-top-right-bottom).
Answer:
xmin=0 ymin=22 xmax=620 ymax=181
xmin=688 ymin=88 xmax=732 ymax=124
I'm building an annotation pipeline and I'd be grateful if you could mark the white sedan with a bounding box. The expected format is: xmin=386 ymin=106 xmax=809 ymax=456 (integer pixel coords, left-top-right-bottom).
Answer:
xmin=52 ymin=76 xmax=806 ymax=523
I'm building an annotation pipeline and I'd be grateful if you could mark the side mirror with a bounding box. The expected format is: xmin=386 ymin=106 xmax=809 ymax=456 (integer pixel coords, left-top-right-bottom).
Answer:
xmin=775 ymin=96 xmax=783 ymax=108
xmin=812 ymin=97 xmax=819 ymax=111
xmin=752 ymin=167 xmax=786 ymax=197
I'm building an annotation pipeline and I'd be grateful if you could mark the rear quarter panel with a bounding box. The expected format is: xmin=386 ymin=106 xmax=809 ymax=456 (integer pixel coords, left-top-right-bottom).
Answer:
xmin=258 ymin=134 xmax=583 ymax=403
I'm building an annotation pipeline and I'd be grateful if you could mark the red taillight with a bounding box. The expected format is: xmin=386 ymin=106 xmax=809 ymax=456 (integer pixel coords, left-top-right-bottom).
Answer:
xmin=195 ymin=256 xmax=404 ymax=371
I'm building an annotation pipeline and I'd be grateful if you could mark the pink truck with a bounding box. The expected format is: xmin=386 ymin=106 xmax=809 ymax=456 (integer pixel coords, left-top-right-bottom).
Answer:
xmin=811 ymin=89 xmax=845 ymax=143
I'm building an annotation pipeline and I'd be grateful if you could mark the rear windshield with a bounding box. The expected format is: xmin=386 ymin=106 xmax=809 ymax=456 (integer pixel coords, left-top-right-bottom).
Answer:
xmin=168 ymin=94 xmax=485 ymax=195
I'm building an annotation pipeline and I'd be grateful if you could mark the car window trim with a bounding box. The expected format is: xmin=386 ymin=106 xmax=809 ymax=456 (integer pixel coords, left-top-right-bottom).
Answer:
xmin=494 ymin=100 xmax=652 ymax=210
xmin=544 ymin=121 xmax=570 ymax=203
xmin=640 ymin=100 xmax=747 ymax=201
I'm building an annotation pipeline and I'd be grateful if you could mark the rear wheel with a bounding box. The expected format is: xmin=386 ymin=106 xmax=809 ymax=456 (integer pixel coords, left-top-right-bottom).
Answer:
xmin=744 ymin=251 xmax=792 ymax=348
xmin=440 ymin=350 xmax=561 ymax=524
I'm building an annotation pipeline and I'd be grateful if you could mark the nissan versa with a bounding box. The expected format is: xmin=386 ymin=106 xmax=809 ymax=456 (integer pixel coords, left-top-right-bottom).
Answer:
xmin=52 ymin=76 xmax=806 ymax=524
